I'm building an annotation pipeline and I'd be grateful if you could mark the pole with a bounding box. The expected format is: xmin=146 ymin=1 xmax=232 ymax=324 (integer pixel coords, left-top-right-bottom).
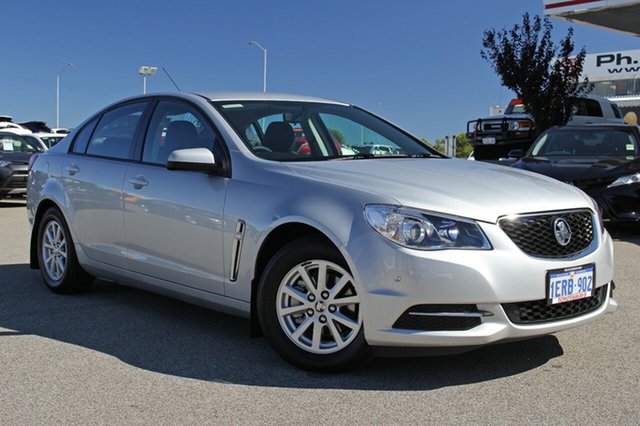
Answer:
xmin=263 ymin=48 xmax=267 ymax=93
xmin=249 ymin=41 xmax=268 ymax=93
xmin=143 ymin=75 xmax=147 ymax=94
xmin=56 ymin=75 xmax=60 ymax=128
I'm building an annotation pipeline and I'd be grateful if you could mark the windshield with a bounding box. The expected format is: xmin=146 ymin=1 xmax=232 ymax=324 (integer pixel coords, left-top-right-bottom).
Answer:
xmin=529 ymin=128 xmax=639 ymax=158
xmin=0 ymin=134 xmax=44 ymax=153
xmin=212 ymin=101 xmax=438 ymax=161
xmin=39 ymin=135 xmax=64 ymax=148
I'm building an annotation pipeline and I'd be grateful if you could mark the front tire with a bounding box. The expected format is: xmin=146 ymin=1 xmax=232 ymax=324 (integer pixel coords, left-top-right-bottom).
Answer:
xmin=257 ymin=237 xmax=371 ymax=372
xmin=37 ymin=207 xmax=93 ymax=294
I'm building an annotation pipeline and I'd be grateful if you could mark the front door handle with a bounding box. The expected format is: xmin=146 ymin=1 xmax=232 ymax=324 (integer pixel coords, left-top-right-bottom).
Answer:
xmin=65 ymin=163 xmax=80 ymax=175
xmin=128 ymin=176 xmax=149 ymax=189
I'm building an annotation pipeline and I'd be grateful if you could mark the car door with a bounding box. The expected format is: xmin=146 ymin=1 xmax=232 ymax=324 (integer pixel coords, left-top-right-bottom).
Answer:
xmin=122 ymin=99 xmax=228 ymax=294
xmin=63 ymin=101 xmax=148 ymax=266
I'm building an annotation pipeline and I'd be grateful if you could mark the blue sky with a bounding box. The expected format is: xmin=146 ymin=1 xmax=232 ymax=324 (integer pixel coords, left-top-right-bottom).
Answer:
xmin=1 ymin=0 xmax=637 ymax=142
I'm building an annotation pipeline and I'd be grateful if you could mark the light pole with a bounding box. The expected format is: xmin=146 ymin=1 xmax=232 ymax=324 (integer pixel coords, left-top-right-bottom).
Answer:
xmin=248 ymin=41 xmax=267 ymax=92
xmin=138 ymin=66 xmax=158 ymax=94
xmin=56 ymin=63 xmax=73 ymax=129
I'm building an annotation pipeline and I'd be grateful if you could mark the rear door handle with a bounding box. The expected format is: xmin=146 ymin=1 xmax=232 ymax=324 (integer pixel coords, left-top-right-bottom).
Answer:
xmin=128 ymin=176 xmax=149 ymax=189
xmin=65 ymin=164 xmax=80 ymax=175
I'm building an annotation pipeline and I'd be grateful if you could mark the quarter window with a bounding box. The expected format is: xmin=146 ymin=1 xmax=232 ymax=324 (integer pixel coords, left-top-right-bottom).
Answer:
xmin=71 ymin=117 xmax=98 ymax=154
xmin=142 ymin=101 xmax=217 ymax=165
xmin=86 ymin=102 xmax=147 ymax=160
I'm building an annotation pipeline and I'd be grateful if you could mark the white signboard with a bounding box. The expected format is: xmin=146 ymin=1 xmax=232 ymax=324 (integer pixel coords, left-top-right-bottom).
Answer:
xmin=582 ymin=49 xmax=640 ymax=80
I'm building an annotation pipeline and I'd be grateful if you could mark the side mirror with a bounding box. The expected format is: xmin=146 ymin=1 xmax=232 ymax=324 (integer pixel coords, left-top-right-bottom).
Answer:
xmin=166 ymin=148 xmax=220 ymax=173
xmin=507 ymin=149 xmax=524 ymax=159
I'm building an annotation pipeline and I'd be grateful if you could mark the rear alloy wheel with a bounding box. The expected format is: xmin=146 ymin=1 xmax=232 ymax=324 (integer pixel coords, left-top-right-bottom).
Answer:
xmin=258 ymin=237 xmax=371 ymax=372
xmin=37 ymin=207 xmax=93 ymax=294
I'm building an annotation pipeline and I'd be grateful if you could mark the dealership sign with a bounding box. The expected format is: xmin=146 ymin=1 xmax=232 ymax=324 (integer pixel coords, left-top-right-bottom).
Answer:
xmin=581 ymin=49 xmax=640 ymax=79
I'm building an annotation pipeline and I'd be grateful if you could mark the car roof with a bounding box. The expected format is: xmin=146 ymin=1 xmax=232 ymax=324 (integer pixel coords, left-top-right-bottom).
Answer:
xmin=550 ymin=124 xmax=637 ymax=131
xmin=194 ymin=91 xmax=350 ymax=106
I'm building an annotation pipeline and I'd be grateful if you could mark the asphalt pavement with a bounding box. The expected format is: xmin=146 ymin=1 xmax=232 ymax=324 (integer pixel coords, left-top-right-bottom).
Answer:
xmin=1 ymin=199 xmax=638 ymax=425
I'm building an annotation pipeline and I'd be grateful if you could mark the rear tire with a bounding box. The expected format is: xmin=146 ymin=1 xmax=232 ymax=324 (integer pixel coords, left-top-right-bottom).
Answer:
xmin=36 ymin=207 xmax=93 ymax=294
xmin=257 ymin=237 xmax=372 ymax=372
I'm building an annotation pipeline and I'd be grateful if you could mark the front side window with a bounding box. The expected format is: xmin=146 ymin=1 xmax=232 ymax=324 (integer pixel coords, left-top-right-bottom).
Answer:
xmin=213 ymin=101 xmax=437 ymax=161
xmin=142 ymin=101 xmax=217 ymax=165
xmin=86 ymin=102 xmax=147 ymax=160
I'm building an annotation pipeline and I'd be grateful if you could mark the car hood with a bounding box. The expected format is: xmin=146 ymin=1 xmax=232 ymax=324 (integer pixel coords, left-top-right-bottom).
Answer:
xmin=287 ymin=158 xmax=591 ymax=223
xmin=514 ymin=156 xmax=640 ymax=184
xmin=0 ymin=152 xmax=32 ymax=165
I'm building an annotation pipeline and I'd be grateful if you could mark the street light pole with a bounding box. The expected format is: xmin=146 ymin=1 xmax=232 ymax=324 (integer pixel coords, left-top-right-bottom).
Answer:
xmin=138 ymin=66 xmax=158 ymax=94
xmin=56 ymin=63 xmax=73 ymax=129
xmin=248 ymin=41 xmax=267 ymax=92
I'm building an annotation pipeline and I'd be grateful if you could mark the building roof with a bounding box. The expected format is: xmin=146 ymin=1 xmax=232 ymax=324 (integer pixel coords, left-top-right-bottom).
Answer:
xmin=544 ymin=0 xmax=640 ymax=36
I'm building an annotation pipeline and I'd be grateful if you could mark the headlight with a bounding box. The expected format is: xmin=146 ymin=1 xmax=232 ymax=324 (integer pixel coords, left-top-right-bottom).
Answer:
xmin=588 ymin=196 xmax=605 ymax=234
xmin=0 ymin=160 xmax=11 ymax=168
xmin=608 ymin=173 xmax=640 ymax=188
xmin=364 ymin=205 xmax=491 ymax=250
xmin=508 ymin=121 xmax=532 ymax=131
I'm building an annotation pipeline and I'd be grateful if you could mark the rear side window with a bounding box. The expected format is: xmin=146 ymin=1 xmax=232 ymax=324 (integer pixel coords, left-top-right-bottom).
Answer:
xmin=574 ymin=99 xmax=603 ymax=117
xmin=86 ymin=102 xmax=147 ymax=160
xmin=611 ymin=104 xmax=622 ymax=119
xmin=71 ymin=117 xmax=98 ymax=154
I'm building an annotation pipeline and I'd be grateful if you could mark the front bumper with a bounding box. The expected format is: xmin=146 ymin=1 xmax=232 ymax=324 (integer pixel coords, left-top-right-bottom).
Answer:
xmin=345 ymin=219 xmax=617 ymax=348
xmin=0 ymin=164 xmax=28 ymax=197
xmin=588 ymin=183 xmax=640 ymax=222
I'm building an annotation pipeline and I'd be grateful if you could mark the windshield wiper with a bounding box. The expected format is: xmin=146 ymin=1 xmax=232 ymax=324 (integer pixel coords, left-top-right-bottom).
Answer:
xmin=522 ymin=156 xmax=550 ymax=163
xmin=332 ymin=153 xmax=433 ymax=161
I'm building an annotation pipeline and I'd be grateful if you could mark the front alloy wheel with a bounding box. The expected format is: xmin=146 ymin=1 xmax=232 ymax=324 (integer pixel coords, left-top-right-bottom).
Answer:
xmin=277 ymin=260 xmax=362 ymax=354
xmin=258 ymin=237 xmax=371 ymax=372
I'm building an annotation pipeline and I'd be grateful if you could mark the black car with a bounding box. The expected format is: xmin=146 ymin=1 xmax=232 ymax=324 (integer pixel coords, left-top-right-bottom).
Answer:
xmin=512 ymin=125 xmax=640 ymax=222
xmin=0 ymin=132 xmax=45 ymax=200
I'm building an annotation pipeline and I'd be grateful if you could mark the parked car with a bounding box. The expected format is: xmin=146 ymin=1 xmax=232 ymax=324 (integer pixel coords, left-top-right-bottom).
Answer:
xmin=24 ymin=133 xmax=65 ymax=149
xmin=511 ymin=124 xmax=640 ymax=222
xmin=0 ymin=115 xmax=31 ymax=135
xmin=19 ymin=121 xmax=53 ymax=134
xmin=468 ymin=96 xmax=625 ymax=161
xmin=27 ymin=92 xmax=617 ymax=371
xmin=0 ymin=132 xmax=45 ymax=200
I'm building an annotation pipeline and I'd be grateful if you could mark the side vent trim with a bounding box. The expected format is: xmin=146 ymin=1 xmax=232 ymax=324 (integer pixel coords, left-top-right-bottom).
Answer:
xmin=229 ymin=220 xmax=245 ymax=282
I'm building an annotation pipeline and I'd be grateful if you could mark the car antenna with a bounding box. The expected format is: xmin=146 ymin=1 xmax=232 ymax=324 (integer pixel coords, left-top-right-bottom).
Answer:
xmin=162 ymin=67 xmax=181 ymax=92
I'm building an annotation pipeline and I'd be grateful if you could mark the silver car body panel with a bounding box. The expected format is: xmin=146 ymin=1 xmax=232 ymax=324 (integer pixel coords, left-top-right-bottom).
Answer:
xmin=27 ymin=91 xmax=617 ymax=349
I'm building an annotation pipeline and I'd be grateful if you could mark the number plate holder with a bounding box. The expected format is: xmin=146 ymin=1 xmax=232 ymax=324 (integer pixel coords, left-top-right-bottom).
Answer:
xmin=482 ymin=137 xmax=496 ymax=145
xmin=546 ymin=264 xmax=595 ymax=305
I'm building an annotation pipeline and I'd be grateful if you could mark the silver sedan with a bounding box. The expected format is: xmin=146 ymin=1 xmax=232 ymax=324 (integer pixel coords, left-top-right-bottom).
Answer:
xmin=27 ymin=92 xmax=617 ymax=371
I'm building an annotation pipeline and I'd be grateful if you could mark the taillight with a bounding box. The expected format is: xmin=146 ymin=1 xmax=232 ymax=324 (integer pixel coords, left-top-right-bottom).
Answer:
xmin=28 ymin=154 xmax=39 ymax=172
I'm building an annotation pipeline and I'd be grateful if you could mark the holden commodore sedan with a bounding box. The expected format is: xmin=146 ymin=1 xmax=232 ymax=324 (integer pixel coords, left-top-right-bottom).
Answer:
xmin=27 ymin=92 xmax=617 ymax=371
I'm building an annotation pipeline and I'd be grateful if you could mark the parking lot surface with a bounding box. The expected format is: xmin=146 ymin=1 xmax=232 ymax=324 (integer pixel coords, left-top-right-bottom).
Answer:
xmin=1 ymin=199 xmax=639 ymax=425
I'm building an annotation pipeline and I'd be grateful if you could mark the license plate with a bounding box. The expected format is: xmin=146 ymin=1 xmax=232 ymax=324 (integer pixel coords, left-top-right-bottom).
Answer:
xmin=482 ymin=137 xmax=496 ymax=145
xmin=547 ymin=264 xmax=595 ymax=305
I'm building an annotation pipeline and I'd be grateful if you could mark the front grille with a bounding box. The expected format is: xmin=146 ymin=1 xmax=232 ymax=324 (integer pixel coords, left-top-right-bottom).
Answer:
xmin=502 ymin=284 xmax=607 ymax=324
xmin=5 ymin=173 xmax=28 ymax=189
xmin=393 ymin=304 xmax=482 ymax=331
xmin=499 ymin=210 xmax=594 ymax=259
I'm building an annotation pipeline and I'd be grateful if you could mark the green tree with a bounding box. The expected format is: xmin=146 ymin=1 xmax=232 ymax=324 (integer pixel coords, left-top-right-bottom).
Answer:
xmin=481 ymin=13 xmax=592 ymax=134
xmin=430 ymin=134 xmax=472 ymax=158
xmin=329 ymin=128 xmax=345 ymax=145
